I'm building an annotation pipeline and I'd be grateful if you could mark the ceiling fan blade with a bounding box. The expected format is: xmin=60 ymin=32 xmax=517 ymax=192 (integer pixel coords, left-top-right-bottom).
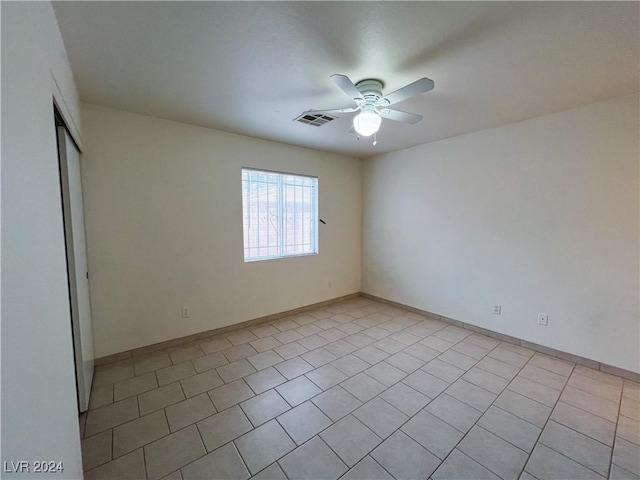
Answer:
xmin=303 ymin=107 xmax=359 ymax=115
xmin=379 ymin=77 xmax=434 ymax=106
xmin=330 ymin=74 xmax=364 ymax=102
xmin=379 ymin=108 xmax=423 ymax=124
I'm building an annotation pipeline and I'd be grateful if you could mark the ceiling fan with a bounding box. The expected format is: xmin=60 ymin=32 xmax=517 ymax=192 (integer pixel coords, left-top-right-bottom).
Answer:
xmin=302 ymin=74 xmax=435 ymax=140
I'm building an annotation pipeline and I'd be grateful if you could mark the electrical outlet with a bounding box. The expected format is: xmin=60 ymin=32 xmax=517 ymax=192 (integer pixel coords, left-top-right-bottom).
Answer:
xmin=493 ymin=305 xmax=502 ymax=315
xmin=181 ymin=306 xmax=191 ymax=319
xmin=538 ymin=313 xmax=548 ymax=326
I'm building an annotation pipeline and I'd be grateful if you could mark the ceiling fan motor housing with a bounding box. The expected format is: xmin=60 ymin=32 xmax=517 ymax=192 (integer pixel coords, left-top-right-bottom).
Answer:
xmin=355 ymin=79 xmax=386 ymax=105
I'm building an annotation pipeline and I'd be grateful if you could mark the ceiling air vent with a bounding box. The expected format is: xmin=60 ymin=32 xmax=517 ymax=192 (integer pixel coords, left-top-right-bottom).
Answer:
xmin=294 ymin=113 xmax=337 ymax=126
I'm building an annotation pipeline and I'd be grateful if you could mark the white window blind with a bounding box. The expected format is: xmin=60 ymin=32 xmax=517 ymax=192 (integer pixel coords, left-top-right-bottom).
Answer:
xmin=242 ymin=168 xmax=318 ymax=261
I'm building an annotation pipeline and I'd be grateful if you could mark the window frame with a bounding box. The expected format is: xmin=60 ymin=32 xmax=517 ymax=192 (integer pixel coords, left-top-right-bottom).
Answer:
xmin=241 ymin=167 xmax=319 ymax=262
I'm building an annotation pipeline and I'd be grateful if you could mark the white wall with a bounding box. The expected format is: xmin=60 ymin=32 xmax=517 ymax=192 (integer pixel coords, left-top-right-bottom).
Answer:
xmin=1 ymin=2 xmax=84 ymax=478
xmin=81 ymin=104 xmax=362 ymax=358
xmin=363 ymin=95 xmax=639 ymax=373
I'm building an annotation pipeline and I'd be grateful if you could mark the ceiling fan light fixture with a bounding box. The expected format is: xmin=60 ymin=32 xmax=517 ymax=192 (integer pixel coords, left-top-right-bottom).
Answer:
xmin=353 ymin=111 xmax=381 ymax=137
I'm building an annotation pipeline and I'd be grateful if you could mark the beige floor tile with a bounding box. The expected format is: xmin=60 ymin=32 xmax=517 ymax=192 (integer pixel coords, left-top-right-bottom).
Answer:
xmin=525 ymin=443 xmax=604 ymax=480
xmin=432 ymin=449 xmax=500 ymax=480
xmin=341 ymin=372 xmax=387 ymax=402
xmin=465 ymin=334 xmax=500 ymax=350
xmin=402 ymin=410 xmax=463 ymax=459
xmin=274 ymin=356 xmax=314 ymax=379
xmin=200 ymin=336 xmax=232 ymax=354
xmin=458 ymin=426 xmax=528 ymax=479
xmin=337 ymin=323 xmax=364 ymax=335
xmin=384 ymin=351 xmax=425 ymax=374
xmin=575 ymin=365 xmax=625 ymax=387
xmin=165 ymin=393 xmax=216 ymax=432
xmin=324 ymin=339 xmax=359 ymax=357
xmin=279 ymin=436 xmax=348 ymax=480
xmin=528 ymin=352 xmax=574 ymax=376
xmin=364 ymin=362 xmax=406 ymax=387
xmin=251 ymin=324 xmax=280 ymax=339
xmin=244 ymin=366 xmax=287 ymax=394
xmin=560 ymin=385 xmax=619 ymax=422
xmin=478 ymin=406 xmax=541 ymax=453
xmin=318 ymin=327 xmax=348 ymax=342
xmin=223 ymin=344 xmax=258 ymax=363
xmin=134 ymin=353 xmax=172 ymax=376
xmin=344 ymin=332 xmax=376 ymax=348
xmin=321 ymin=415 xmax=382 ymax=467
xmin=451 ymin=341 xmax=490 ymax=360
xmin=402 ymin=369 xmax=449 ymax=399
xmin=508 ymin=376 xmax=561 ymax=407
xmin=235 ymin=419 xmax=296 ymax=475
xmin=389 ymin=331 xmax=421 ymax=346
xmin=353 ymin=397 xmax=408 ymax=439
xmin=371 ymin=431 xmax=440 ymax=479
xmin=422 ymin=358 xmax=465 ymax=383
xmin=312 ymin=385 xmax=362 ymax=421
xmin=437 ymin=350 xmax=477 ymax=370
xmin=419 ymin=335 xmax=455 ymax=353
xmin=208 ymin=379 xmax=254 ymax=411
xmin=618 ymin=415 xmax=640 ymax=445
xmin=247 ymin=350 xmax=284 ymax=371
xmin=274 ymin=330 xmax=304 ymax=345
xmin=462 ymin=367 xmax=510 ymax=394
xmin=301 ymin=347 xmax=337 ymax=367
xmin=298 ymin=332 xmax=330 ymax=351
xmin=241 ymin=389 xmax=290 ymax=425
xmin=180 ymin=369 xmax=223 ymax=398
xmin=93 ymin=364 xmax=135 ymax=387
xmin=551 ymin=401 xmax=616 ymax=446
xmin=568 ymin=372 xmax=622 ymax=403
xmin=306 ymin=364 xmax=348 ymax=390
xmin=331 ymin=354 xmax=370 ymax=377
xmin=609 ymin=463 xmax=640 ymax=480
xmin=217 ymin=359 xmax=256 ymax=383
xmin=425 ymin=393 xmax=482 ymax=433
xmin=113 ymin=410 xmax=169 ymax=458
xmin=402 ymin=343 xmax=440 ymax=363
xmin=144 ymin=425 xmax=205 ymax=480
xmin=89 ymin=384 xmax=114 ymax=410
xmin=157 ymin=362 xmax=196 ymax=386
xmin=519 ymin=364 xmax=568 ymax=391
xmin=139 ymin=382 xmax=185 ymax=416
xmin=84 ymin=449 xmax=146 ymax=480
xmin=273 ymin=341 xmax=308 ymax=360
xmin=373 ymin=338 xmax=405 ymax=355
xmin=379 ymin=382 xmax=429 ymax=416
xmin=296 ymin=324 xmax=323 ymax=337
xmin=276 ymin=376 xmax=322 ymax=406
xmin=181 ymin=442 xmax=249 ymax=480
xmin=613 ymin=437 xmax=640 ymax=476
xmin=249 ymin=336 xmax=281 ymax=353
xmin=621 ymin=395 xmax=640 ymax=421
xmin=114 ymin=372 xmax=158 ymax=401
xmin=488 ymin=347 xmax=529 ymax=368
xmin=434 ymin=325 xmax=472 ymax=343
xmin=540 ymin=420 xmax=611 ymax=476
xmin=227 ymin=329 xmax=258 ymax=346
xmin=251 ymin=463 xmax=287 ymax=480
xmin=342 ymin=456 xmax=394 ymax=480
xmin=192 ymin=352 xmax=227 ymax=373
xmin=85 ymin=397 xmax=139 ymax=437
xmin=81 ymin=430 xmax=112 ymax=471
xmin=169 ymin=345 xmax=204 ymax=364
xmin=197 ymin=405 xmax=252 ymax=452
xmin=277 ymin=401 xmax=332 ymax=445
xmin=475 ymin=356 xmax=520 ymax=380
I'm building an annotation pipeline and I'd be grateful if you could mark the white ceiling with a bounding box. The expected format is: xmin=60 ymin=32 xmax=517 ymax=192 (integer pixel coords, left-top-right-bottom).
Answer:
xmin=53 ymin=1 xmax=639 ymax=159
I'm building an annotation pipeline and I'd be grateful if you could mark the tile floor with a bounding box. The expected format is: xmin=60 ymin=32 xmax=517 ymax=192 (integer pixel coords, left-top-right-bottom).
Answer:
xmin=79 ymin=297 xmax=640 ymax=480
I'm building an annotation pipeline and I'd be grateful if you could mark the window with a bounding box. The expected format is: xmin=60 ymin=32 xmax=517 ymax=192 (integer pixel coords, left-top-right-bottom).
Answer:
xmin=242 ymin=168 xmax=318 ymax=261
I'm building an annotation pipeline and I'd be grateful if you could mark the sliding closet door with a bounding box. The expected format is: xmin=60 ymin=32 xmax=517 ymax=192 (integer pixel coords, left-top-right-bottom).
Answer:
xmin=57 ymin=125 xmax=94 ymax=412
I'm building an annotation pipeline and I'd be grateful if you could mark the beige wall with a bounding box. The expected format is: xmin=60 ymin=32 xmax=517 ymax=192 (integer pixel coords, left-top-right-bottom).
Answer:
xmin=362 ymin=95 xmax=639 ymax=373
xmin=81 ymin=104 xmax=362 ymax=358
xmin=1 ymin=2 xmax=84 ymax=477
